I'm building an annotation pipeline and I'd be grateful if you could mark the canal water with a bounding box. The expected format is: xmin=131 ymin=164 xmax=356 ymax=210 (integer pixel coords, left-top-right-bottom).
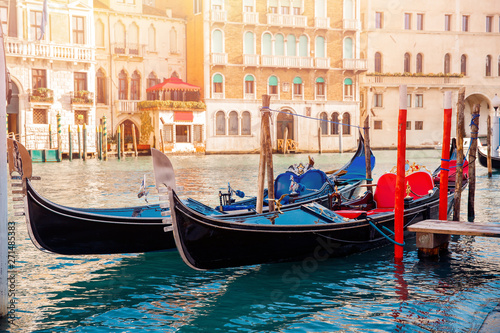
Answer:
xmin=2 ymin=149 xmax=500 ymax=332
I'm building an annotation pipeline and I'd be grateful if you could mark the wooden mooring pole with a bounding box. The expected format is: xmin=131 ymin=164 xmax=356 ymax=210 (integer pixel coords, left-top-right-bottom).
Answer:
xmin=394 ymin=85 xmax=407 ymax=260
xmin=453 ymin=87 xmax=465 ymax=221
xmin=57 ymin=113 xmax=61 ymax=162
xmin=68 ymin=125 xmax=73 ymax=161
xmin=439 ymin=91 xmax=452 ymax=220
xmin=77 ymin=125 xmax=82 ymax=159
xmin=82 ymin=123 xmax=87 ymax=161
xmin=487 ymin=115 xmax=492 ymax=178
xmin=132 ymin=124 xmax=138 ymax=156
xmin=117 ymin=126 xmax=121 ymax=160
xmin=468 ymin=104 xmax=480 ymax=221
xmin=256 ymin=95 xmax=274 ymax=213
xmin=318 ymin=127 xmax=322 ymax=154
xmin=364 ymin=115 xmax=372 ymax=189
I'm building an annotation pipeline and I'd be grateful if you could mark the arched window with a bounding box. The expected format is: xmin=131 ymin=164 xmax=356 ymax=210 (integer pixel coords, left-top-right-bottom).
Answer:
xmin=128 ymin=23 xmax=139 ymax=54
xmin=344 ymin=78 xmax=353 ymax=99
xmin=316 ymin=77 xmax=325 ymax=97
xmin=244 ymin=31 xmax=255 ymax=54
xmin=96 ymin=68 xmax=106 ymax=104
xmin=287 ymin=34 xmax=296 ymax=56
xmin=299 ymin=35 xmax=308 ymax=57
xmin=216 ymin=111 xmax=225 ymax=135
xmin=245 ymin=75 xmax=254 ymax=95
xmin=118 ymin=70 xmax=128 ymax=100
xmin=416 ymin=53 xmax=423 ymax=73
xmin=461 ymin=54 xmax=467 ymax=75
xmin=315 ymin=0 xmax=326 ymax=18
xmin=315 ymin=36 xmax=325 ymax=58
xmin=269 ymin=75 xmax=278 ymax=95
xmin=444 ymin=53 xmax=451 ymax=74
xmin=213 ymin=74 xmax=223 ymax=94
xmin=342 ymin=113 xmax=351 ymax=135
xmin=293 ymin=76 xmax=302 ymax=97
xmin=147 ymin=72 xmax=159 ymax=101
xmin=486 ymin=55 xmax=492 ymax=76
xmin=275 ymin=34 xmax=284 ymax=56
xmin=375 ymin=52 xmax=382 ymax=72
xmin=344 ymin=37 xmax=353 ymax=59
xmin=170 ymin=27 xmax=177 ymax=53
xmin=114 ymin=22 xmax=126 ymax=53
xmin=404 ymin=53 xmax=411 ymax=73
xmin=331 ymin=112 xmax=339 ymax=135
xmin=241 ymin=111 xmax=251 ymax=135
xmin=262 ymin=33 xmax=272 ymax=55
xmin=212 ymin=30 xmax=223 ymax=53
xmin=229 ymin=111 xmax=239 ymax=135
xmin=319 ymin=112 xmax=328 ymax=135
xmin=95 ymin=20 xmax=105 ymax=48
xmin=130 ymin=71 xmax=141 ymax=100
xmin=148 ymin=25 xmax=156 ymax=52
xmin=344 ymin=0 xmax=353 ymax=20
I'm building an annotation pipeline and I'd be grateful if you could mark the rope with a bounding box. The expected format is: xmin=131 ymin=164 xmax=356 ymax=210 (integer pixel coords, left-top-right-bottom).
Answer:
xmin=262 ymin=107 xmax=369 ymax=130
xmin=368 ymin=219 xmax=405 ymax=246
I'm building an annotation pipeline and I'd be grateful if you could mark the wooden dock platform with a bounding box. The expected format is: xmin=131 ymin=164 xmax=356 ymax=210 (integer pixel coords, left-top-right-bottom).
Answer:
xmin=408 ymin=220 xmax=500 ymax=256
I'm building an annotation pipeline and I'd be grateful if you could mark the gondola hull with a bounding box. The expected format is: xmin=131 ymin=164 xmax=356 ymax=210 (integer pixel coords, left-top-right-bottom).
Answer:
xmin=478 ymin=147 xmax=500 ymax=169
xmin=170 ymin=188 xmax=453 ymax=271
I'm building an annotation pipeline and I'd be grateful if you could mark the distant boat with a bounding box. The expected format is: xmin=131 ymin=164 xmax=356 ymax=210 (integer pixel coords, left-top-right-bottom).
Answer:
xmin=478 ymin=147 xmax=500 ymax=170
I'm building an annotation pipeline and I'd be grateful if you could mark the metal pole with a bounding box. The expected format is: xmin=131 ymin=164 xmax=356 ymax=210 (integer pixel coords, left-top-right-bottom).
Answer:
xmin=394 ymin=85 xmax=407 ymax=260
xmin=0 ymin=21 xmax=9 ymax=318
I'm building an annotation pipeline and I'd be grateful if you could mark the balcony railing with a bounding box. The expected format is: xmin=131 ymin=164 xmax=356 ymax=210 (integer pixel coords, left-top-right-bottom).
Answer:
xmin=112 ymin=43 xmax=144 ymax=57
xmin=243 ymin=54 xmax=260 ymax=66
xmin=116 ymin=100 xmax=139 ymax=114
xmin=362 ymin=75 xmax=463 ymax=86
xmin=315 ymin=17 xmax=330 ymax=29
xmin=212 ymin=92 xmax=224 ymax=99
xmin=5 ymin=37 xmax=94 ymax=62
xmin=315 ymin=57 xmax=330 ymax=69
xmin=243 ymin=12 xmax=259 ymax=25
xmin=267 ymin=14 xmax=307 ymax=28
xmin=211 ymin=52 xmax=228 ymax=65
xmin=211 ymin=10 xmax=227 ymax=22
xmin=262 ymin=55 xmax=314 ymax=68
xmin=71 ymin=91 xmax=94 ymax=105
xmin=29 ymin=88 xmax=54 ymax=103
xmin=343 ymin=19 xmax=361 ymax=30
xmin=343 ymin=58 xmax=368 ymax=71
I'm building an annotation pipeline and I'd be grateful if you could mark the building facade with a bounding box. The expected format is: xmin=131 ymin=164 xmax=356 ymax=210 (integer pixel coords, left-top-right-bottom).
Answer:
xmin=360 ymin=0 xmax=500 ymax=148
xmin=4 ymin=0 xmax=96 ymax=153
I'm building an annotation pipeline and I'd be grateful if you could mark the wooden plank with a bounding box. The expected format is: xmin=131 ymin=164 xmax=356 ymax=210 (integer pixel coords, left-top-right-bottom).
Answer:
xmin=408 ymin=220 xmax=500 ymax=237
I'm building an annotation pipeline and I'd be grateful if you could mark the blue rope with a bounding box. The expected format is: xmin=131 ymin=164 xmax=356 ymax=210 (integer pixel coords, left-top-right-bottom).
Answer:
xmin=263 ymin=107 xmax=368 ymax=130
xmin=441 ymin=158 xmax=450 ymax=162
xmin=368 ymin=221 xmax=405 ymax=246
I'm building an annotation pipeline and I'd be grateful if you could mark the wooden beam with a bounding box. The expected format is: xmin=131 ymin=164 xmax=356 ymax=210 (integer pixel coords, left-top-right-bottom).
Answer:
xmin=408 ymin=220 xmax=500 ymax=237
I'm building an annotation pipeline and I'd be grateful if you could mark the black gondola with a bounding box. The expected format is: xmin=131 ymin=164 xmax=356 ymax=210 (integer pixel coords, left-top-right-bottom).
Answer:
xmin=169 ymin=168 xmax=461 ymax=271
xmin=478 ymin=147 xmax=500 ymax=170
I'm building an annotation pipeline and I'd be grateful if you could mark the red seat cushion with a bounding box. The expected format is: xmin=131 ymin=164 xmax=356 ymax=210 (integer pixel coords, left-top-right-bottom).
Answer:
xmin=373 ymin=173 xmax=397 ymax=208
xmin=335 ymin=210 xmax=366 ymax=219
xmin=406 ymin=171 xmax=434 ymax=199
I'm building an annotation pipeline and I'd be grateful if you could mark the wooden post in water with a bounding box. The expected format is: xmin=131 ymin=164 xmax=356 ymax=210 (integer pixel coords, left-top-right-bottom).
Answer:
xmin=283 ymin=127 xmax=288 ymax=154
xmin=97 ymin=125 xmax=102 ymax=160
xmin=132 ymin=123 xmax=138 ymax=156
xmin=48 ymin=123 xmax=52 ymax=149
xmin=468 ymin=104 xmax=480 ymax=221
xmin=82 ymin=123 xmax=87 ymax=161
xmin=256 ymin=95 xmax=274 ymax=213
xmin=102 ymin=115 xmax=107 ymax=161
xmin=394 ymin=85 xmax=407 ymax=260
xmin=363 ymin=115 xmax=373 ymax=189
xmin=77 ymin=125 xmax=82 ymax=159
xmin=338 ymin=114 xmax=343 ymax=153
xmin=487 ymin=115 xmax=492 ymax=178
xmin=117 ymin=126 xmax=121 ymax=160
xmin=439 ymin=91 xmax=452 ymax=220
xmin=318 ymin=127 xmax=322 ymax=154
xmin=68 ymin=125 xmax=73 ymax=161
xmin=453 ymin=87 xmax=465 ymax=221
xmin=57 ymin=113 xmax=61 ymax=161
xmin=159 ymin=129 xmax=164 ymax=153
xmin=120 ymin=124 xmax=125 ymax=157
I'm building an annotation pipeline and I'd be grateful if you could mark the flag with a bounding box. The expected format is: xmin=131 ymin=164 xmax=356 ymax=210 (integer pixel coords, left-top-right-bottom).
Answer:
xmin=39 ymin=0 xmax=48 ymax=40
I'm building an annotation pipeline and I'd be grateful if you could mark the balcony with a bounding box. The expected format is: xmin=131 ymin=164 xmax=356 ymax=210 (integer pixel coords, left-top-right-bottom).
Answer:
xmin=243 ymin=12 xmax=259 ymax=25
xmin=112 ymin=43 xmax=145 ymax=57
xmin=29 ymin=88 xmax=54 ymax=103
xmin=315 ymin=57 xmax=330 ymax=69
xmin=5 ymin=37 xmax=94 ymax=63
xmin=315 ymin=17 xmax=330 ymax=29
xmin=137 ymin=100 xmax=206 ymax=111
xmin=261 ymin=55 xmax=314 ymax=69
xmin=211 ymin=52 xmax=228 ymax=65
xmin=71 ymin=90 xmax=94 ymax=105
xmin=343 ymin=19 xmax=361 ymax=31
xmin=243 ymin=54 xmax=260 ymax=66
xmin=116 ymin=100 xmax=140 ymax=114
xmin=343 ymin=58 xmax=368 ymax=71
xmin=266 ymin=14 xmax=307 ymax=28
xmin=211 ymin=10 xmax=227 ymax=22
xmin=362 ymin=75 xmax=463 ymax=87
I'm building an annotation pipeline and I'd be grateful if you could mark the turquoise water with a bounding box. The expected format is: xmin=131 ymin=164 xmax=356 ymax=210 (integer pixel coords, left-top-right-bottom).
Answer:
xmin=2 ymin=150 xmax=500 ymax=332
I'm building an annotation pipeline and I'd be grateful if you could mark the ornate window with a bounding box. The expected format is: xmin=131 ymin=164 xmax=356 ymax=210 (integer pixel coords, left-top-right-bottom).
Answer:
xmin=319 ymin=112 xmax=328 ymax=135
xmin=228 ymin=111 xmax=239 ymax=135
xmin=343 ymin=113 xmax=351 ymax=135
xmin=216 ymin=111 xmax=226 ymax=135
xmin=331 ymin=112 xmax=339 ymax=135
xmin=118 ymin=70 xmax=128 ymax=100
xmin=130 ymin=71 xmax=141 ymax=100
xmin=241 ymin=111 xmax=251 ymax=135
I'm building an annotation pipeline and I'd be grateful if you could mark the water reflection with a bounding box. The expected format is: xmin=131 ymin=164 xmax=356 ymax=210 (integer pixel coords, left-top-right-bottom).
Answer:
xmin=4 ymin=151 xmax=500 ymax=332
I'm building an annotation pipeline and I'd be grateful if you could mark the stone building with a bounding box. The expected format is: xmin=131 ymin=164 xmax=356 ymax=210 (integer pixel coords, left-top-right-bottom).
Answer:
xmin=174 ymin=0 xmax=366 ymax=154
xmin=360 ymin=0 xmax=500 ymax=148
xmin=4 ymin=0 xmax=96 ymax=154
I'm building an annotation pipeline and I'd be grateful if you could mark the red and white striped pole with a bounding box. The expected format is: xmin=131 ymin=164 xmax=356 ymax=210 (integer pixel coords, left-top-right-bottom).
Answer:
xmin=439 ymin=91 xmax=453 ymax=220
xmin=394 ymin=85 xmax=407 ymax=260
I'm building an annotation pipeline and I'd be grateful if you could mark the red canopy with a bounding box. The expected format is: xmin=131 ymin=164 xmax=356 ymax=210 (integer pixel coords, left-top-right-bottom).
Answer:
xmin=146 ymin=77 xmax=200 ymax=92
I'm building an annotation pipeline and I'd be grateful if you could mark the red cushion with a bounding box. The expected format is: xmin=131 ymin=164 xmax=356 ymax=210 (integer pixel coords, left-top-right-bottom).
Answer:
xmin=406 ymin=171 xmax=434 ymax=199
xmin=373 ymin=173 xmax=397 ymax=208
xmin=367 ymin=208 xmax=394 ymax=215
xmin=335 ymin=210 xmax=366 ymax=219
